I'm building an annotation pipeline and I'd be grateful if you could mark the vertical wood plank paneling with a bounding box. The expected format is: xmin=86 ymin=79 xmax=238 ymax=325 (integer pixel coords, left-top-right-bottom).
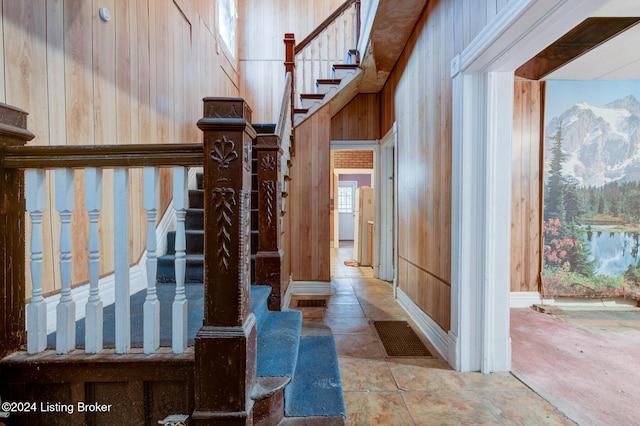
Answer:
xmin=511 ymin=80 xmax=543 ymax=293
xmin=291 ymin=104 xmax=331 ymax=282
xmin=3 ymin=0 xmax=240 ymax=295
xmin=330 ymin=94 xmax=380 ymax=140
xmin=379 ymin=0 xmax=455 ymax=331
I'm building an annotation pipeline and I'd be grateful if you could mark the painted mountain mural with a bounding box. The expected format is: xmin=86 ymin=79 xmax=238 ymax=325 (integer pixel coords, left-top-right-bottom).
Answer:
xmin=543 ymin=94 xmax=640 ymax=300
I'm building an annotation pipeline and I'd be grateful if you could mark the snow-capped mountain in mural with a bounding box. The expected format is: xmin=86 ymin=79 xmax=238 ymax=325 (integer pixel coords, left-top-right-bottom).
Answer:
xmin=545 ymin=94 xmax=640 ymax=188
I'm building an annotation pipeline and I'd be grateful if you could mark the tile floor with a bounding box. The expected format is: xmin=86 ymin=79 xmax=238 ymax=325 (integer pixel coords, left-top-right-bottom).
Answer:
xmin=290 ymin=244 xmax=575 ymax=425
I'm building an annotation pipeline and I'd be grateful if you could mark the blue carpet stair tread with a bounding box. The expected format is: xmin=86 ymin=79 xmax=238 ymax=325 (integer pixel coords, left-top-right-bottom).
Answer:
xmin=285 ymin=329 xmax=346 ymax=418
xmin=256 ymin=310 xmax=302 ymax=377
xmin=251 ymin=285 xmax=271 ymax=326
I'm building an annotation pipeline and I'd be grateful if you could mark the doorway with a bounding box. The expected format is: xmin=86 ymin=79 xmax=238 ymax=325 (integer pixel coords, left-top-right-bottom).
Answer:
xmin=337 ymin=181 xmax=357 ymax=241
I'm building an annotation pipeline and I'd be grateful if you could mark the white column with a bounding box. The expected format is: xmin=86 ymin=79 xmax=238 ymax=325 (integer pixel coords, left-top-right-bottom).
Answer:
xmin=114 ymin=168 xmax=130 ymax=353
xmin=25 ymin=169 xmax=47 ymax=354
xmin=450 ymin=58 xmax=513 ymax=372
xmin=143 ymin=167 xmax=160 ymax=354
xmin=84 ymin=167 xmax=104 ymax=353
xmin=483 ymin=71 xmax=514 ymax=372
xmin=172 ymin=166 xmax=188 ymax=353
xmin=55 ymin=168 xmax=76 ymax=354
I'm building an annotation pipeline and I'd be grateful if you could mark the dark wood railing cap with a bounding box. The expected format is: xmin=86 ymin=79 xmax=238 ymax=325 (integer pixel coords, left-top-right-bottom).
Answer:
xmin=0 ymin=102 xmax=35 ymax=142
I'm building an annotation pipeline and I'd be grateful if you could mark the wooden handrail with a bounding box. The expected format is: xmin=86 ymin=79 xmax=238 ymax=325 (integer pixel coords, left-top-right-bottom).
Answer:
xmin=294 ymin=0 xmax=357 ymax=54
xmin=3 ymin=143 xmax=204 ymax=169
xmin=275 ymin=72 xmax=293 ymax=139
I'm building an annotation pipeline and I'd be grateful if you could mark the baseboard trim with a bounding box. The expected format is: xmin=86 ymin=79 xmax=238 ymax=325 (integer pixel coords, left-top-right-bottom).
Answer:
xmin=282 ymin=275 xmax=294 ymax=310
xmin=510 ymin=291 xmax=543 ymax=308
xmin=396 ymin=288 xmax=449 ymax=361
xmin=540 ymin=296 xmax=637 ymax=308
xmin=291 ymin=280 xmax=332 ymax=296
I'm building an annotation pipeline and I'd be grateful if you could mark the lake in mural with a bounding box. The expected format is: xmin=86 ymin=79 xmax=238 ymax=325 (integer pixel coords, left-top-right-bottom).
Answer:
xmin=542 ymin=80 xmax=640 ymax=299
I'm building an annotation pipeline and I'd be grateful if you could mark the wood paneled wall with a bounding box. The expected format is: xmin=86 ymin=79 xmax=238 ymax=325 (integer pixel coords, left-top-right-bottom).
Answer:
xmin=290 ymin=105 xmax=331 ymax=282
xmin=238 ymin=0 xmax=344 ymax=123
xmin=380 ymin=0 xmax=457 ymax=331
xmin=331 ymin=94 xmax=380 ymax=140
xmin=379 ymin=0 xmax=522 ymax=330
xmin=0 ymin=0 xmax=238 ymax=296
xmin=511 ymin=80 xmax=544 ymax=292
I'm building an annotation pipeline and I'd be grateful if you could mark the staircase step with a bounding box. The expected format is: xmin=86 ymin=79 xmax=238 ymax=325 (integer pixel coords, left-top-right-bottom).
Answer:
xmin=165 ymin=230 xmax=204 ymax=255
xmin=347 ymin=49 xmax=360 ymax=65
xmin=156 ymin=254 xmax=204 ymax=283
xmin=251 ymin=285 xmax=271 ymax=327
xmin=188 ymin=189 xmax=204 ymax=209
xmin=284 ymin=325 xmax=346 ymax=419
xmin=186 ymin=208 xmax=203 ymax=229
xmin=257 ymin=311 xmax=303 ymax=378
xmin=315 ymin=79 xmax=342 ymax=95
xmin=332 ymin=63 xmax=359 ymax=80
xmin=299 ymin=93 xmax=325 ymax=109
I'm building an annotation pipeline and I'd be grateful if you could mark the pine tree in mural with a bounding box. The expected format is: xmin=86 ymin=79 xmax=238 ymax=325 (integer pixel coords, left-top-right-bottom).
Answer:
xmin=545 ymin=124 xmax=566 ymax=222
xmin=543 ymin=123 xmax=593 ymax=278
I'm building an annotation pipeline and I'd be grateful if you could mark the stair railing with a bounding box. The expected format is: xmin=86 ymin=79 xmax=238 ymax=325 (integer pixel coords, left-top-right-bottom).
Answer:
xmin=1 ymin=107 xmax=203 ymax=356
xmin=291 ymin=0 xmax=361 ymax=97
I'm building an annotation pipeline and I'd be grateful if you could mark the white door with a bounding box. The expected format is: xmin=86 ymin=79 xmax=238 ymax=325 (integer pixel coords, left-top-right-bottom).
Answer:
xmin=338 ymin=181 xmax=357 ymax=240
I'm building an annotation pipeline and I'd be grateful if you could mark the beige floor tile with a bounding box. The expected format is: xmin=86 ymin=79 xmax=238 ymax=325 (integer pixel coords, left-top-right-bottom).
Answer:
xmin=402 ymin=391 xmax=500 ymax=425
xmin=339 ymin=357 xmax=398 ymax=391
xmin=325 ymin=303 xmax=366 ymax=318
xmin=335 ymin=333 xmax=385 ymax=358
xmin=322 ymin=316 xmax=373 ymax=334
xmin=477 ymin=391 xmax=576 ymax=425
xmin=460 ymin=372 xmax=530 ymax=391
xmin=387 ymin=358 xmax=468 ymax=392
xmin=344 ymin=391 xmax=414 ymax=426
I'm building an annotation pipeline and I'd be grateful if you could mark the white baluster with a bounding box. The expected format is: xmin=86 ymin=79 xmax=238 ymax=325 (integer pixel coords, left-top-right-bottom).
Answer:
xmin=310 ymin=42 xmax=315 ymax=94
xmin=84 ymin=167 xmax=103 ymax=353
xmin=326 ymin=31 xmax=331 ymax=78
xmin=172 ymin=166 xmax=188 ymax=353
xmin=26 ymin=169 xmax=47 ymax=354
xmin=55 ymin=168 xmax=75 ymax=354
xmin=343 ymin=11 xmax=348 ymax=59
xmin=143 ymin=167 xmax=160 ymax=354
xmin=114 ymin=168 xmax=130 ymax=353
xmin=334 ymin=23 xmax=339 ymax=65
xmin=351 ymin=4 xmax=356 ymax=49
xmin=318 ymin=36 xmax=323 ymax=84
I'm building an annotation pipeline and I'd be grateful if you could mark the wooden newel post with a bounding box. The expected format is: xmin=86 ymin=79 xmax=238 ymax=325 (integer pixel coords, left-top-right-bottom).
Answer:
xmin=0 ymin=103 xmax=35 ymax=358
xmin=192 ymin=98 xmax=257 ymax=425
xmin=255 ymin=134 xmax=284 ymax=310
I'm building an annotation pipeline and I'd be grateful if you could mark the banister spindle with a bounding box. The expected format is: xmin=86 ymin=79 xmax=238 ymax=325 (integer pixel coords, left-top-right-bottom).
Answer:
xmin=26 ymin=169 xmax=47 ymax=354
xmin=114 ymin=168 xmax=130 ymax=353
xmin=144 ymin=167 xmax=161 ymax=353
xmin=172 ymin=166 xmax=188 ymax=353
xmin=84 ymin=167 xmax=104 ymax=353
xmin=55 ymin=168 xmax=75 ymax=354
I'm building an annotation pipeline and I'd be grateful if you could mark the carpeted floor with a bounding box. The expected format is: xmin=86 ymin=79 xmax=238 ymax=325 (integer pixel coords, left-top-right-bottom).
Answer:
xmin=511 ymin=307 xmax=640 ymax=426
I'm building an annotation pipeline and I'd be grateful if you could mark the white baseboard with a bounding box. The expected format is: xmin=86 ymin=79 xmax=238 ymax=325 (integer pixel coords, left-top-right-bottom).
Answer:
xmin=291 ymin=280 xmax=332 ymax=296
xmin=540 ymin=296 xmax=637 ymax=308
xmin=396 ymin=288 xmax=449 ymax=361
xmin=510 ymin=291 xmax=543 ymax=308
xmin=282 ymin=275 xmax=294 ymax=310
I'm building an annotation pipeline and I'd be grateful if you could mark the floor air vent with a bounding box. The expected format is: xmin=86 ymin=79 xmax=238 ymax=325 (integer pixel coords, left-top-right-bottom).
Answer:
xmin=374 ymin=321 xmax=432 ymax=357
xmin=297 ymin=299 xmax=327 ymax=308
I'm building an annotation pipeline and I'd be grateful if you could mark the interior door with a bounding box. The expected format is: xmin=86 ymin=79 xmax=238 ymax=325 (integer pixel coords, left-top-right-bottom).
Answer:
xmin=338 ymin=181 xmax=357 ymax=240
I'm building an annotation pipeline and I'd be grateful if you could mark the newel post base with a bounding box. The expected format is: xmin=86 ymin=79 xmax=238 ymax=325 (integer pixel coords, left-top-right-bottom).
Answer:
xmin=0 ymin=103 xmax=35 ymax=357
xmin=192 ymin=98 xmax=257 ymax=425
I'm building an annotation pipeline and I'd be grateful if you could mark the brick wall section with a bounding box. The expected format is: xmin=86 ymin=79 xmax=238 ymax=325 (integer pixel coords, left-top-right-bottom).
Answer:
xmin=332 ymin=150 xmax=374 ymax=169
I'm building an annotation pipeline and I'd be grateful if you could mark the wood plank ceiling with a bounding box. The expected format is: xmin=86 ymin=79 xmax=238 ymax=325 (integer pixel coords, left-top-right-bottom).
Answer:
xmin=516 ymin=17 xmax=640 ymax=80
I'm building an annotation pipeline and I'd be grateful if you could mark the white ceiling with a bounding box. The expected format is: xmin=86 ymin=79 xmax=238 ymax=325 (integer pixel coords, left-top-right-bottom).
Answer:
xmin=543 ymin=0 xmax=640 ymax=80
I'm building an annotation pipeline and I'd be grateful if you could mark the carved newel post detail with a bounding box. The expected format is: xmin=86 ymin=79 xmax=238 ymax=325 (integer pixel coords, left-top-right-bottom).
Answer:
xmin=0 ymin=103 xmax=34 ymax=357
xmin=192 ymin=98 xmax=257 ymax=425
xmin=255 ymin=134 xmax=284 ymax=310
